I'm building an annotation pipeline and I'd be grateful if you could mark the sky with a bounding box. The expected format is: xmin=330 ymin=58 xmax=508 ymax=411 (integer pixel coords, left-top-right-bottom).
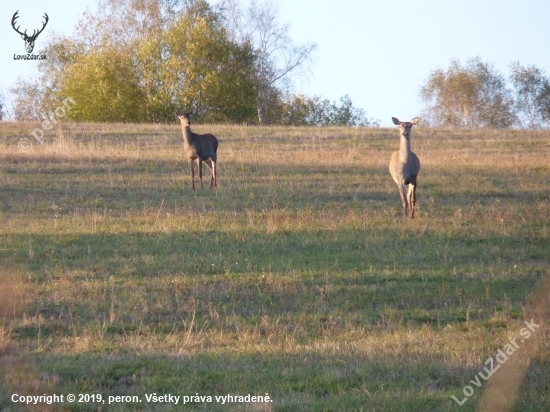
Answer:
xmin=2 ymin=0 xmax=550 ymax=126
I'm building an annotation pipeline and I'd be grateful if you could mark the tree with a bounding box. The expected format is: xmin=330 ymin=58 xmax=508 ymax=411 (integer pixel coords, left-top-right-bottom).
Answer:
xmin=510 ymin=62 xmax=550 ymax=129
xmin=10 ymin=78 xmax=44 ymax=120
xmin=57 ymin=48 xmax=146 ymax=122
xmin=9 ymin=35 xmax=84 ymax=121
xmin=11 ymin=0 xmax=257 ymax=123
xmin=74 ymin=0 xmax=183 ymax=49
xmin=10 ymin=0 xmax=376 ymax=126
xmin=420 ymin=57 xmax=515 ymax=128
xmin=278 ymin=94 xmax=378 ymax=126
xmin=0 ymin=91 xmax=7 ymax=120
xmin=542 ymin=87 xmax=550 ymax=127
xmin=327 ymin=95 xmax=375 ymax=126
xmin=221 ymin=0 xmax=316 ymax=124
xmin=143 ymin=0 xmax=256 ymax=122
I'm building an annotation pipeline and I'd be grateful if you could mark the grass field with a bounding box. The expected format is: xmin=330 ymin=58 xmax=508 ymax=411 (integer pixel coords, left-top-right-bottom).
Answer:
xmin=1 ymin=121 xmax=549 ymax=411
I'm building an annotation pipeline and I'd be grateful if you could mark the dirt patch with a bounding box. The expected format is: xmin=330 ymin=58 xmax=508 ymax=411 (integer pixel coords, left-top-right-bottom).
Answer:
xmin=478 ymin=271 xmax=550 ymax=412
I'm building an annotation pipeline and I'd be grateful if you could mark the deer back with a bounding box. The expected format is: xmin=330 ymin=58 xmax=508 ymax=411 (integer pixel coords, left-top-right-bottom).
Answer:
xmin=196 ymin=132 xmax=218 ymax=160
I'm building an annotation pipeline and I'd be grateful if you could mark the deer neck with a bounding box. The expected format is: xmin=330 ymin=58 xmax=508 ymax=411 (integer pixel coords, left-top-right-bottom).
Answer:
xmin=399 ymin=135 xmax=411 ymax=164
xmin=181 ymin=124 xmax=195 ymax=146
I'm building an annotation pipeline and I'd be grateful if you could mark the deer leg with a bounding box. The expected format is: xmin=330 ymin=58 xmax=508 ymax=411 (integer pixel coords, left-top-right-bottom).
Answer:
xmin=188 ymin=158 xmax=195 ymax=190
xmin=213 ymin=153 xmax=218 ymax=188
xmin=203 ymin=159 xmax=213 ymax=187
xmin=407 ymin=184 xmax=416 ymax=218
xmin=409 ymin=176 xmax=418 ymax=218
xmin=397 ymin=182 xmax=408 ymax=217
xmin=412 ymin=182 xmax=418 ymax=218
xmin=204 ymin=157 xmax=217 ymax=188
xmin=198 ymin=158 xmax=204 ymax=188
xmin=211 ymin=159 xmax=217 ymax=188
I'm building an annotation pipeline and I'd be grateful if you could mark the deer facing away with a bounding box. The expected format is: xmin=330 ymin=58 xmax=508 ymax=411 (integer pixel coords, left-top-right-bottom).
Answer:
xmin=176 ymin=109 xmax=218 ymax=189
xmin=389 ymin=117 xmax=420 ymax=218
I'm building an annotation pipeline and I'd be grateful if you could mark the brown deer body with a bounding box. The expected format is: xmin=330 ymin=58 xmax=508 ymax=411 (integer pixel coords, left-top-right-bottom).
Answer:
xmin=176 ymin=109 xmax=218 ymax=189
xmin=389 ymin=117 xmax=420 ymax=218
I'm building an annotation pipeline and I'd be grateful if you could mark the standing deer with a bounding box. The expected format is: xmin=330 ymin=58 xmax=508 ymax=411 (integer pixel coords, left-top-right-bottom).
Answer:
xmin=176 ymin=109 xmax=218 ymax=189
xmin=389 ymin=117 xmax=420 ymax=218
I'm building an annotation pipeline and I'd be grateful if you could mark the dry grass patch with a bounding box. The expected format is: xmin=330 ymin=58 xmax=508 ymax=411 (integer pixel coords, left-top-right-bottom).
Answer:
xmin=1 ymin=121 xmax=550 ymax=411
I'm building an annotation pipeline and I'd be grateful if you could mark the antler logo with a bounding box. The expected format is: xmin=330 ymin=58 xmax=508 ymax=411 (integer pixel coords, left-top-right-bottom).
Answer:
xmin=11 ymin=11 xmax=49 ymax=54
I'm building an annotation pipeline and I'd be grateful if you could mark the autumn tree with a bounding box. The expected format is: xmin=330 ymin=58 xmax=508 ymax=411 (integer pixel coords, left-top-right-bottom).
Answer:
xmin=420 ymin=57 xmax=515 ymax=128
xmin=138 ymin=0 xmax=256 ymax=122
xmin=11 ymin=0 xmax=256 ymax=123
xmin=57 ymin=48 xmax=146 ymax=122
xmin=73 ymin=0 xmax=185 ymax=50
xmin=10 ymin=0 xmax=374 ymax=126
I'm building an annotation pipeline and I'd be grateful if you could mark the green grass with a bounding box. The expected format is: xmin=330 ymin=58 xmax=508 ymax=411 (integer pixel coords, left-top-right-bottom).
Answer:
xmin=1 ymin=121 xmax=549 ymax=411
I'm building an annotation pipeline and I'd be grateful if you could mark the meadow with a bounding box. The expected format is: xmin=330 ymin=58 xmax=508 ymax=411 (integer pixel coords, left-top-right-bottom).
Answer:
xmin=0 ymin=121 xmax=549 ymax=411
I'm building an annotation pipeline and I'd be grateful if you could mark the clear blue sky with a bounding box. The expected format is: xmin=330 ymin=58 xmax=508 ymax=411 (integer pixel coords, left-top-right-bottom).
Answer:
xmin=2 ymin=0 xmax=550 ymax=126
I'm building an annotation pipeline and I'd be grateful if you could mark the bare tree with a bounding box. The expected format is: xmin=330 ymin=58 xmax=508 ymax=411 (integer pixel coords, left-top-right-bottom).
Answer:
xmin=0 ymin=91 xmax=6 ymax=120
xmin=9 ymin=78 xmax=45 ymax=120
xmin=510 ymin=62 xmax=550 ymax=129
xmin=221 ymin=0 xmax=316 ymax=124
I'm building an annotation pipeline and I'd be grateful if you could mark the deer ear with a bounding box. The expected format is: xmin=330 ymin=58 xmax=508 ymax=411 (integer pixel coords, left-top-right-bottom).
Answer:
xmin=392 ymin=117 xmax=400 ymax=125
xmin=411 ymin=117 xmax=419 ymax=125
xmin=175 ymin=108 xmax=181 ymax=116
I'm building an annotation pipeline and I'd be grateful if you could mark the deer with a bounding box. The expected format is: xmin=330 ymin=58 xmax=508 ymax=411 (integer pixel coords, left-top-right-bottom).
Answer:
xmin=176 ymin=109 xmax=218 ymax=189
xmin=11 ymin=11 xmax=49 ymax=54
xmin=389 ymin=117 xmax=420 ymax=218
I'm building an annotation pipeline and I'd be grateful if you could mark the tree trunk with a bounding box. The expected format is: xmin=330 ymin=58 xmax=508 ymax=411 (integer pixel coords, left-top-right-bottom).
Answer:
xmin=256 ymin=88 xmax=264 ymax=125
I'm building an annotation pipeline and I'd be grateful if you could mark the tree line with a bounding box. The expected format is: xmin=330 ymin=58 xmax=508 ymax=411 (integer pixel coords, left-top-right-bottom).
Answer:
xmin=420 ymin=57 xmax=550 ymax=130
xmin=9 ymin=0 xmax=375 ymax=126
xmin=6 ymin=0 xmax=550 ymax=129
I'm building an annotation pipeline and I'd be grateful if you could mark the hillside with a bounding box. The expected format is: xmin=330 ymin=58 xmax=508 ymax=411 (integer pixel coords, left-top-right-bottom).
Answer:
xmin=1 ymin=121 xmax=549 ymax=411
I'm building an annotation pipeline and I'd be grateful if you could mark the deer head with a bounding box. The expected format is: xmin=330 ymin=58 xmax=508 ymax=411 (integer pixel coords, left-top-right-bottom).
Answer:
xmin=175 ymin=109 xmax=196 ymax=126
xmin=11 ymin=11 xmax=49 ymax=53
xmin=392 ymin=117 xmax=419 ymax=140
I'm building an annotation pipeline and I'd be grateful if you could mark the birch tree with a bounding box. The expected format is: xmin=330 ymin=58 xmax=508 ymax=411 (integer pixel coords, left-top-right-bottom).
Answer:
xmin=420 ymin=57 xmax=515 ymax=128
xmin=510 ymin=62 xmax=550 ymax=129
xmin=221 ymin=0 xmax=316 ymax=124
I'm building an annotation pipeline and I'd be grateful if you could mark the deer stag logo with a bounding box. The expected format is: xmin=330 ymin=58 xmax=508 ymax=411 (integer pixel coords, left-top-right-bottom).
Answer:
xmin=11 ymin=11 xmax=49 ymax=53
